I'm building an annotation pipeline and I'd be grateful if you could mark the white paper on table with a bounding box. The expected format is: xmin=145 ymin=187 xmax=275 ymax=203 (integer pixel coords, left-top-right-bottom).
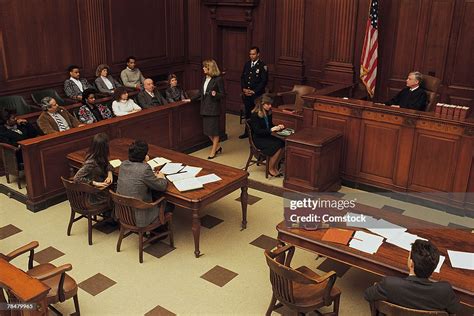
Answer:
xmin=167 ymin=171 xmax=197 ymax=183
xmin=434 ymin=255 xmax=445 ymax=273
xmin=385 ymin=232 xmax=427 ymax=251
xmin=180 ymin=166 xmax=202 ymax=177
xmin=173 ymin=177 xmax=203 ymax=192
xmin=447 ymin=250 xmax=474 ymax=270
xmin=147 ymin=157 xmax=171 ymax=169
xmin=109 ymin=159 xmax=121 ymax=168
xmin=160 ymin=162 xmax=184 ymax=175
xmin=368 ymin=220 xmax=407 ymax=239
xmin=196 ymin=174 xmax=222 ymax=185
xmin=349 ymin=231 xmax=384 ymax=254
xmin=344 ymin=212 xmax=378 ymax=228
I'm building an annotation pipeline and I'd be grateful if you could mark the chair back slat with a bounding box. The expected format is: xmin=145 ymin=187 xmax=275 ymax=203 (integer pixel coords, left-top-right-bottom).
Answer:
xmin=110 ymin=191 xmax=161 ymax=227
xmin=61 ymin=177 xmax=105 ymax=211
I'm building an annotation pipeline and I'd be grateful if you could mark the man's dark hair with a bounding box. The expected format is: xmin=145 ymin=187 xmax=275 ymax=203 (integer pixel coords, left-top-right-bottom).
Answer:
xmin=126 ymin=56 xmax=136 ymax=63
xmin=250 ymin=46 xmax=260 ymax=54
xmin=67 ymin=65 xmax=79 ymax=72
xmin=82 ymin=88 xmax=98 ymax=105
xmin=0 ymin=108 xmax=17 ymax=124
xmin=410 ymin=240 xmax=440 ymax=278
xmin=128 ymin=140 xmax=148 ymax=162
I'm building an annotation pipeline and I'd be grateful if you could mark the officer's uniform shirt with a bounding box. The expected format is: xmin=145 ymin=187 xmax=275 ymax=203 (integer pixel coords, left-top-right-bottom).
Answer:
xmin=241 ymin=59 xmax=268 ymax=97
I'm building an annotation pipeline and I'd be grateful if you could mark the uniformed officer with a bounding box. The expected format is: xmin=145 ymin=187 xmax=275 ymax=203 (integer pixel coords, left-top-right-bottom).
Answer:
xmin=239 ymin=46 xmax=268 ymax=138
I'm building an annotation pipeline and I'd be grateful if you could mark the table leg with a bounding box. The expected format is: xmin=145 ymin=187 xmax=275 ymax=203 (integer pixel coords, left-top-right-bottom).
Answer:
xmin=240 ymin=186 xmax=248 ymax=229
xmin=192 ymin=210 xmax=201 ymax=258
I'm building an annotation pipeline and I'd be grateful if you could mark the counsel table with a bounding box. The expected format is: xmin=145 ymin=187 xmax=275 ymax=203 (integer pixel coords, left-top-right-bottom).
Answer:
xmin=67 ymin=138 xmax=249 ymax=258
xmin=276 ymin=204 xmax=474 ymax=307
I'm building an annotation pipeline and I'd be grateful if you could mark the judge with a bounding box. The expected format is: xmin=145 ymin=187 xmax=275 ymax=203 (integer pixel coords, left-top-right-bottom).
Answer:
xmin=385 ymin=71 xmax=427 ymax=111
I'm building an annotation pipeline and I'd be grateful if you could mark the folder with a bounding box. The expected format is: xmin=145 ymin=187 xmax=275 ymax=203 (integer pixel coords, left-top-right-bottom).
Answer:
xmin=322 ymin=228 xmax=354 ymax=245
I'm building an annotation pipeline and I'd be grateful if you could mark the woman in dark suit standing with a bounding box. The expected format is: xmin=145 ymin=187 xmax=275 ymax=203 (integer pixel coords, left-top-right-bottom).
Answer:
xmin=200 ymin=59 xmax=225 ymax=159
xmin=249 ymin=94 xmax=285 ymax=177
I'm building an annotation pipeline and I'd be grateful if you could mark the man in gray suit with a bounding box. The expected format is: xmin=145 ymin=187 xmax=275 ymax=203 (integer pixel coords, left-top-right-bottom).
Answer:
xmin=117 ymin=140 xmax=168 ymax=227
xmin=137 ymin=78 xmax=168 ymax=108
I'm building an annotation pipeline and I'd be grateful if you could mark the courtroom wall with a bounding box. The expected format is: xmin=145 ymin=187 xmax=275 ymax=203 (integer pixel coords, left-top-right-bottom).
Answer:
xmin=1 ymin=0 xmax=473 ymax=109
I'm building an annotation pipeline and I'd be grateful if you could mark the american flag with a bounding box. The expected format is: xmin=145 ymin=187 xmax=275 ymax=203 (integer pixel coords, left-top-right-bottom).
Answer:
xmin=360 ymin=0 xmax=378 ymax=98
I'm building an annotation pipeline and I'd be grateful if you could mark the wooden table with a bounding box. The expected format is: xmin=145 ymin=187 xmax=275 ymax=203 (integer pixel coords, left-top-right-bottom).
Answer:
xmin=67 ymin=138 xmax=249 ymax=258
xmin=276 ymin=203 xmax=474 ymax=307
xmin=284 ymin=127 xmax=342 ymax=192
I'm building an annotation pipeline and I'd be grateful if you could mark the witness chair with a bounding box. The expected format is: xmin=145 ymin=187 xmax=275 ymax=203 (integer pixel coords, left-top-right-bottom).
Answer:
xmin=244 ymin=120 xmax=270 ymax=178
xmin=1 ymin=241 xmax=80 ymax=316
xmin=276 ymin=85 xmax=316 ymax=113
xmin=370 ymin=301 xmax=450 ymax=316
xmin=422 ymin=75 xmax=442 ymax=112
xmin=265 ymin=244 xmax=341 ymax=315
xmin=0 ymin=142 xmax=23 ymax=189
xmin=0 ymin=95 xmax=38 ymax=115
xmin=31 ymin=88 xmax=70 ymax=107
xmin=61 ymin=177 xmax=113 ymax=246
xmin=110 ymin=191 xmax=173 ymax=263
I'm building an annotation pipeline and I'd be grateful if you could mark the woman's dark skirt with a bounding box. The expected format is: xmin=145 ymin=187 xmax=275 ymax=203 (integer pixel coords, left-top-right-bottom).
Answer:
xmin=202 ymin=115 xmax=219 ymax=136
xmin=254 ymin=135 xmax=285 ymax=156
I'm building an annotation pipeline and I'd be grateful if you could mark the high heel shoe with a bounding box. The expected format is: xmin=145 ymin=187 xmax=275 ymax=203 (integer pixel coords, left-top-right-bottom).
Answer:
xmin=208 ymin=155 xmax=216 ymax=160
xmin=216 ymin=147 xmax=222 ymax=155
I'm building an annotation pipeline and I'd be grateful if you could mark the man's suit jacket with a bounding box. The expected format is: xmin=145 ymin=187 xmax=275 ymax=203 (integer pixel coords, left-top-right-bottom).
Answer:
xmin=200 ymin=76 xmax=225 ymax=116
xmin=36 ymin=107 xmax=80 ymax=134
xmin=385 ymin=87 xmax=427 ymax=111
xmin=0 ymin=123 xmax=38 ymax=146
xmin=64 ymin=78 xmax=93 ymax=99
xmin=116 ymin=160 xmax=168 ymax=227
xmin=94 ymin=75 xmax=121 ymax=94
xmin=137 ymin=89 xmax=168 ymax=109
xmin=364 ymin=276 xmax=460 ymax=314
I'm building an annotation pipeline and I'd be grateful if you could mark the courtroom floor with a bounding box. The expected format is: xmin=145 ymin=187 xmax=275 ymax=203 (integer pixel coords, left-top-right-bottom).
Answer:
xmin=1 ymin=114 xmax=473 ymax=316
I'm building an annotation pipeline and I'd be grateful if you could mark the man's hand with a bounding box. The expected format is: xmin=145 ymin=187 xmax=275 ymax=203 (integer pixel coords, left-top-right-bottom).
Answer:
xmin=78 ymin=124 xmax=86 ymax=127
xmin=155 ymin=171 xmax=165 ymax=179
xmin=391 ymin=105 xmax=400 ymax=108
xmin=16 ymin=118 xmax=27 ymax=124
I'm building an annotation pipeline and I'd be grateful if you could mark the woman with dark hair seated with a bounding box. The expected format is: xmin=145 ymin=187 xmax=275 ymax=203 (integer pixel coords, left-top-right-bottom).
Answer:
xmin=74 ymin=133 xmax=113 ymax=205
xmin=249 ymin=94 xmax=285 ymax=177
xmin=112 ymin=87 xmax=141 ymax=117
xmin=77 ymin=89 xmax=114 ymax=124
xmin=165 ymin=74 xmax=191 ymax=103
xmin=0 ymin=109 xmax=39 ymax=162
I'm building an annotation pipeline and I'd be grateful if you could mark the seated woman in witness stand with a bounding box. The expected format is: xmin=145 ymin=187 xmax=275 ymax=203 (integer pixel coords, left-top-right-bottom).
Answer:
xmin=0 ymin=109 xmax=38 ymax=162
xmin=249 ymin=94 xmax=285 ymax=177
xmin=94 ymin=64 xmax=122 ymax=95
xmin=74 ymin=133 xmax=113 ymax=206
xmin=111 ymin=86 xmax=141 ymax=117
xmin=165 ymin=74 xmax=191 ymax=103
xmin=77 ymin=89 xmax=114 ymax=124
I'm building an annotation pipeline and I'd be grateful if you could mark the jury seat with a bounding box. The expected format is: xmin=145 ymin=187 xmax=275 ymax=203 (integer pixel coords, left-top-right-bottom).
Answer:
xmin=422 ymin=75 xmax=442 ymax=112
xmin=370 ymin=300 xmax=451 ymax=316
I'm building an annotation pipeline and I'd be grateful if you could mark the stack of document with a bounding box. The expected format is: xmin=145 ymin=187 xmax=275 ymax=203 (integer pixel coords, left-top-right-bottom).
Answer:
xmin=367 ymin=219 xmax=407 ymax=239
xmin=160 ymin=162 xmax=184 ymax=175
xmin=166 ymin=166 xmax=202 ymax=182
xmin=447 ymin=250 xmax=474 ymax=270
xmin=349 ymin=231 xmax=384 ymax=254
xmin=147 ymin=157 xmax=171 ymax=169
xmin=173 ymin=173 xmax=222 ymax=192
xmin=109 ymin=159 xmax=122 ymax=168
xmin=385 ymin=232 xmax=427 ymax=251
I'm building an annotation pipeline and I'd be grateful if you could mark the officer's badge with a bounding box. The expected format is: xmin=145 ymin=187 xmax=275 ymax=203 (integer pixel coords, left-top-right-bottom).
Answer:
xmin=256 ymin=69 xmax=260 ymax=73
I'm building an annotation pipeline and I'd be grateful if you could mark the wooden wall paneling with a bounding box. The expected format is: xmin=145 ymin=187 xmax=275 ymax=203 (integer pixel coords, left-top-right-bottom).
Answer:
xmin=303 ymin=0 xmax=329 ymax=86
xmin=408 ymin=130 xmax=460 ymax=192
xmin=0 ymin=0 xmax=83 ymax=94
xmin=166 ymin=0 xmax=186 ymax=64
xmin=323 ymin=0 xmax=358 ymax=84
xmin=284 ymin=146 xmax=315 ymax=189
xmin=77 ymin=0 xmax=108 ymax=77
xmin=273 ymin=0 xmax=305 ymax=91
xmin=184 ymin=0 xmax=203 ymax=90
xmin=393 ymin=122 xmax=416 ymax=188
xmin=443 ymin=0 xmax=474 ymax=106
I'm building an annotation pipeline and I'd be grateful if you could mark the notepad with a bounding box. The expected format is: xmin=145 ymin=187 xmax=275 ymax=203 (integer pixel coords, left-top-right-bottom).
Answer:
xmin=447 ymin=250 xmax=474 ymax=270
xmin=109 ymin=159 xmax=122 ymax=168
xmin=160 ymin=162 xmax=184 ymax=175
xmin=173 ymin=177 xmax=203 ymax=192
xmin=322 ymin=228 xmax=354 ymax=245
xmin=147 ymin=157 xmax=171 ymax=169
xmin=196 ymin=174 xmax=221 ymax=185
xmin=349 ymin=231 xmax=384 ymax=254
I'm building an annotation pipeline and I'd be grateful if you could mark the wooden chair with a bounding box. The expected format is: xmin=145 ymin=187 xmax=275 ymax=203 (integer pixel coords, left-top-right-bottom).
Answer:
xmin=371 ymin=301 xmax=451 ymax=316
xmin=422 ymin=75 xmax=442 ymax=112
xmin=276 ymin=85 xmax=316 ymax=112
xmin=61 ymin=177 xmax=112 ymax=246
xmin=109 ymin=191 xmax=173 ymax=263
xmin=264 ymin=244 xmax=341 ymax=316
xmin=1 ymin=241 xmax=80 ymax=316
xmin=0 ymin=142 xmax=23 ymax=189
xmin=244 ymin=120 xmax=270 ymax=178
